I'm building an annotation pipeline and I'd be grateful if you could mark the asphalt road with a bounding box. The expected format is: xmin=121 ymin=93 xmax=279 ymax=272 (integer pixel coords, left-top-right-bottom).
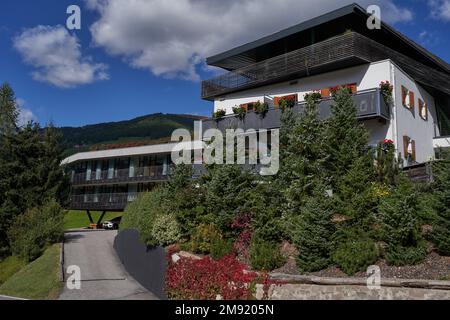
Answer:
xmin=59 ymin=230 xmax=157 ymax=300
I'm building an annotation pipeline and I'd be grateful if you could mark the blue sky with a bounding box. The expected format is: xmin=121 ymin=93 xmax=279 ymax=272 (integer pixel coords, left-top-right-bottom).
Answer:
xmin=0 ymin=0 xmax=449 ymax=127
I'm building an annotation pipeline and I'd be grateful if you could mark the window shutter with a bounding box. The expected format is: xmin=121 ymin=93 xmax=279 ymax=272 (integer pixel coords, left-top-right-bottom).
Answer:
xmin=348 ymin=83 xmax=357 ymax=94
xmin=321 ymin=88 xmax=330 ymax=98
xmin=403 ymin=135 xmax=409 ymax=159
xmin=412 ymin=140 xmax=416 ymax=161
xmin=239 ymin=103 xmax=248 ymax=112
xmin=401 ymin=86 xmax=407 ymax=107
xmin=419 ymin=99 xmax=428 ymax=120
xmin=409 ymin=91 xmax=415 ymax=109
xmin=273 ymin=97 xmax=280 ymax=109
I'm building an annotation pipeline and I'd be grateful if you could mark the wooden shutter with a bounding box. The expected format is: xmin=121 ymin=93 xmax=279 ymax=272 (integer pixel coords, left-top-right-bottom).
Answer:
xmin=273 ymin=94 xmax=298 ymax=108
xmin=401 ymin=86 xmax=408 ymax=107
xmin=419 ymin=99 xmax=428 ymax=120
xmin=409 ymin=91 xmax=415 ymax=109
xmin=348 ymin=83 xmax=357 ymax=94
xmin=321 ymin=88 xmax=330 ymax=98
xmin=239 ymin=103 xmax=248 ymax=112
xmin=403 ymin=135 xmax=409 ymax=159
xmin=273 ymin=97 xmax=280 ymax=109
xmin=411 ymin=140 xmax=416 ymax=161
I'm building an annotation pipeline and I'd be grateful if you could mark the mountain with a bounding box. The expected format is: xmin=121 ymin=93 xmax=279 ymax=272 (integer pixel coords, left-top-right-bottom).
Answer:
xmin=59 ymin=113 xmax=206 ymax=156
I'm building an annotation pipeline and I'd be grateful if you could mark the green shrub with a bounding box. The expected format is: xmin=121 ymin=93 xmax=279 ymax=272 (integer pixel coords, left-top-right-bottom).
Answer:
xmin=378 ymin=178 xmax=426 ymax=265
xmin=333 ymin=237 xmax=379 ymax=275
xmin=151 ymin=213 xmax=181 ymax=247
xmin=190 ymin=224 xmax=222 ymax=254
xmin=249 ymin=240 xmax=285 ymax=271
xmin=430 ymin=160 xmax=450 ymax=256
xmin=385 ymin=243 xmax=427 ymax=266
xmin=120 ymin=189 xmax=167 ymax=247
xmin=291 ymin=188 xmax=335 ymax=273
xmin=8 ymin=200 xmax=64 ymax=262
xmin=210 ymin=238 xmax=234 ymax=260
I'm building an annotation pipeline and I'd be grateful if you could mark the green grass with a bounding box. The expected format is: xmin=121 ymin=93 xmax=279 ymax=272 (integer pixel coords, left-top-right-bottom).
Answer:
xmin=0 ymin=244 xmax=62 ymax=300
xmin=64 ymin=210 xmax=122 ymax=230
xmin=0 ymin=256 xmax=26 ymax=285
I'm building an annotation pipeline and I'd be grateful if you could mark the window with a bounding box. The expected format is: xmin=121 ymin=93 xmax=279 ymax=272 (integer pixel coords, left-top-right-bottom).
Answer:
xmin=418 ymin=99 xmax=428 ymax=121
xmin=402 ymin=86 xmax=415 ymax=110
xmin=403 ymin=135 xmax=416 ymax=164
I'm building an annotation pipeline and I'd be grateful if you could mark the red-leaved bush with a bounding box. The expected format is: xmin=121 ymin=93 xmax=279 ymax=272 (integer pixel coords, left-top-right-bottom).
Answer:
xmin=166 ymin=253 xmax=268 ymax=300
xmin=231 ymin=213 xmax=253 ymax=260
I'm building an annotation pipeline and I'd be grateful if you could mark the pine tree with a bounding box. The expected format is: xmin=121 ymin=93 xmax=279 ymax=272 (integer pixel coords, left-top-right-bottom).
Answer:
xmin=283 ymin=95 xmax=328 ymax=214
xmin=0 ymin=82 xmax=19 ymax=135
xmin=325 ymin=88 xmax=377 ymax=225
xmin=378 ymin=177 xmax=426 ymax=265
xmin=39 ymin=123 xmax=70 ymax=204
xmin=431 ymin=159 xmax=450 ymax=256
xmin=291 ymin=185 xmax=335 ymax=272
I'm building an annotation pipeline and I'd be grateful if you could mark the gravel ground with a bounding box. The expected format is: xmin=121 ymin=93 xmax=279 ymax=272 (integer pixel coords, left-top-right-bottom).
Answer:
xmin=273 ymin=252 xmax=450 ymax=280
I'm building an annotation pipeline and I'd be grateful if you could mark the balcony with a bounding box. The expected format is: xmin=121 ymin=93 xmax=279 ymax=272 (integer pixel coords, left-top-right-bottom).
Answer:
xmin=68 ymin=193 xmax=139 ymax=211
xmin=71 ymin=166 xmax=170 ymax=186
xmin=202 ymin=88 xmax=390 ymax=133
xmin=201 ymin=32 xmax=450 ymax=100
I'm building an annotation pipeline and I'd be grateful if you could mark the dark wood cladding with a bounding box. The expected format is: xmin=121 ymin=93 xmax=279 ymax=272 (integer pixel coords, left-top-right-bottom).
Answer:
xmin=201 ymin=32 xmax=450 ymax=100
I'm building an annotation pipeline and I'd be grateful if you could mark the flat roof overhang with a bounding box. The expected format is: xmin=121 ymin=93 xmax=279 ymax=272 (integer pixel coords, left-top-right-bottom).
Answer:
xmin=206 ymin=3 xmax=449 ymax=75
xmin=201 ymin=32 xmax=450 ymax=100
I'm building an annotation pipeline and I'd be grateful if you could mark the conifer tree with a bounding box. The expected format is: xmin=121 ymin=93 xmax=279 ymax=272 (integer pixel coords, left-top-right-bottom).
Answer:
xmin=0 ymin=82 xmax=19 ymax=135
xmin=283 ymin=95 xmax=328 ymax=213
xmin=291 ymin=184 xmax=335 ymax=272
xmin=325 ymin=88 xmax=377 ymax=225
xmin=431 ymin=159 xmax=450 ymax=256
xmin=378 ymin=177 xmax=426 ymax=265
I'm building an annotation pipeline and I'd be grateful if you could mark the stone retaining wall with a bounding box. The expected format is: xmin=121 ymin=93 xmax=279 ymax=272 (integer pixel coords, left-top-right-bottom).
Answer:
xmin=256 ymin=273 xmax=450 ymax=300
xmin=264 ymin=284 xmax=450 ymax=300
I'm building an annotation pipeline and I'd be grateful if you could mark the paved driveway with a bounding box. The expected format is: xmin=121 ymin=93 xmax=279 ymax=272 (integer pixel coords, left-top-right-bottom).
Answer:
xmin=59 ymin=230 xmax=157 ymax=300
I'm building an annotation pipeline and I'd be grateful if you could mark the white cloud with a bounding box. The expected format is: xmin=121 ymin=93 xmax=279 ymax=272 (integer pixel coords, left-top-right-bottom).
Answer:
xmin=429 ymin=0 xmax=450 ymax=21
xmin=13 ymin=25 xmax=109 ymax=88
xmin=86 ymin=0 xmax=413 ymax=81
xmin=16 ymin=98 xmax=37 ymax=126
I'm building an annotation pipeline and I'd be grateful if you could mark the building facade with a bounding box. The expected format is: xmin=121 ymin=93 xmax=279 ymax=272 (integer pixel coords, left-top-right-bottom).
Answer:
xmin=63 ymin=4 xmax=450 ymax=213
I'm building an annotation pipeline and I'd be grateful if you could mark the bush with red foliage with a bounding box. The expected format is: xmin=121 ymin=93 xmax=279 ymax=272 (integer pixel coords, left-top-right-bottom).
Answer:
xmin=231 ymin=213 xmax=253 ymax=260
xmin=166 ymin=253 xmax=269 ymax=300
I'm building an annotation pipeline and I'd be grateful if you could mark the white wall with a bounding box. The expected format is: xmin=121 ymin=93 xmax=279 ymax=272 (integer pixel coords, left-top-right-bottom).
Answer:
xmin=212 ymin=59 xmax=440 ymax=165
xmin=214 ymin=60 xmax=392 ymax=114
xmin=392 ymin=63 xmax=438 ymax=165
xmin=215 ymin=60 xmax=395 ymax=149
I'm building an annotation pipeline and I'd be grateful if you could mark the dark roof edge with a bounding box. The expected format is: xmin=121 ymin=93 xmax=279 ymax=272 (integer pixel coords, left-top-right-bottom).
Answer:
xmin=206 ymin=3 xmax=449 ymax=74
xmin=206 ymin=3 xmax=357 ymax=66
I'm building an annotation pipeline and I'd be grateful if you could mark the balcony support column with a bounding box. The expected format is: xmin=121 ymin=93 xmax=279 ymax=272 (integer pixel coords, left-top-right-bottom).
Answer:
xmin=86 ymin=210 xmax=94 ymax=224
xmin=96 ymin=211 xmax=106 ymax=227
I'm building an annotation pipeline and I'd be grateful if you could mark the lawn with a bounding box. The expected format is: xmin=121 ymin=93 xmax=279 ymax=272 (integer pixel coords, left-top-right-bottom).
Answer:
xmin=0 ymin=256 xmax=26 ymax=285
xmin=64 ymin=210 xmax=122 ymax=230
xmin=0 ymin=244 xmax=62 ymax=300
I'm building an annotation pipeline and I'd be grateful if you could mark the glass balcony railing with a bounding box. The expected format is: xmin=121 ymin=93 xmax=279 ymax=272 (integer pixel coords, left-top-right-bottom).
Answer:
xmin=69 ymin=192 xmax=139 ymax=210
xmin=71 ymin=165 xmax=171 ymax=186
xmin=202 ymin=88 xmax=390 ymax=133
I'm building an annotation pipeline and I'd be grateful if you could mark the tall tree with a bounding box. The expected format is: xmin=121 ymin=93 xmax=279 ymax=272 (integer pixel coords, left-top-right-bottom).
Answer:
xmin=431 ymin=159 xmax=450 ymax=256
xmin=0 ymin=83 xmax=19 ymax=135
xmin=325 ymin=88 xmax=377 ymax=226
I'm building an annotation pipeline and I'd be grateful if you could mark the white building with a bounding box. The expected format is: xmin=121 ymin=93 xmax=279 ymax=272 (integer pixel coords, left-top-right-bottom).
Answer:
xmin=201 ymin=3 xmax=450 ymax=167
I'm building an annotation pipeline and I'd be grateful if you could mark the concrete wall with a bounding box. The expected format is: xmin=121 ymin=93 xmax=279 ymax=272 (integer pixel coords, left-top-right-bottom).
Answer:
xmin=392 ymin=63 xmax=439 ymax=165
xmin=214 ymin=60 xmax=392 ymax=114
